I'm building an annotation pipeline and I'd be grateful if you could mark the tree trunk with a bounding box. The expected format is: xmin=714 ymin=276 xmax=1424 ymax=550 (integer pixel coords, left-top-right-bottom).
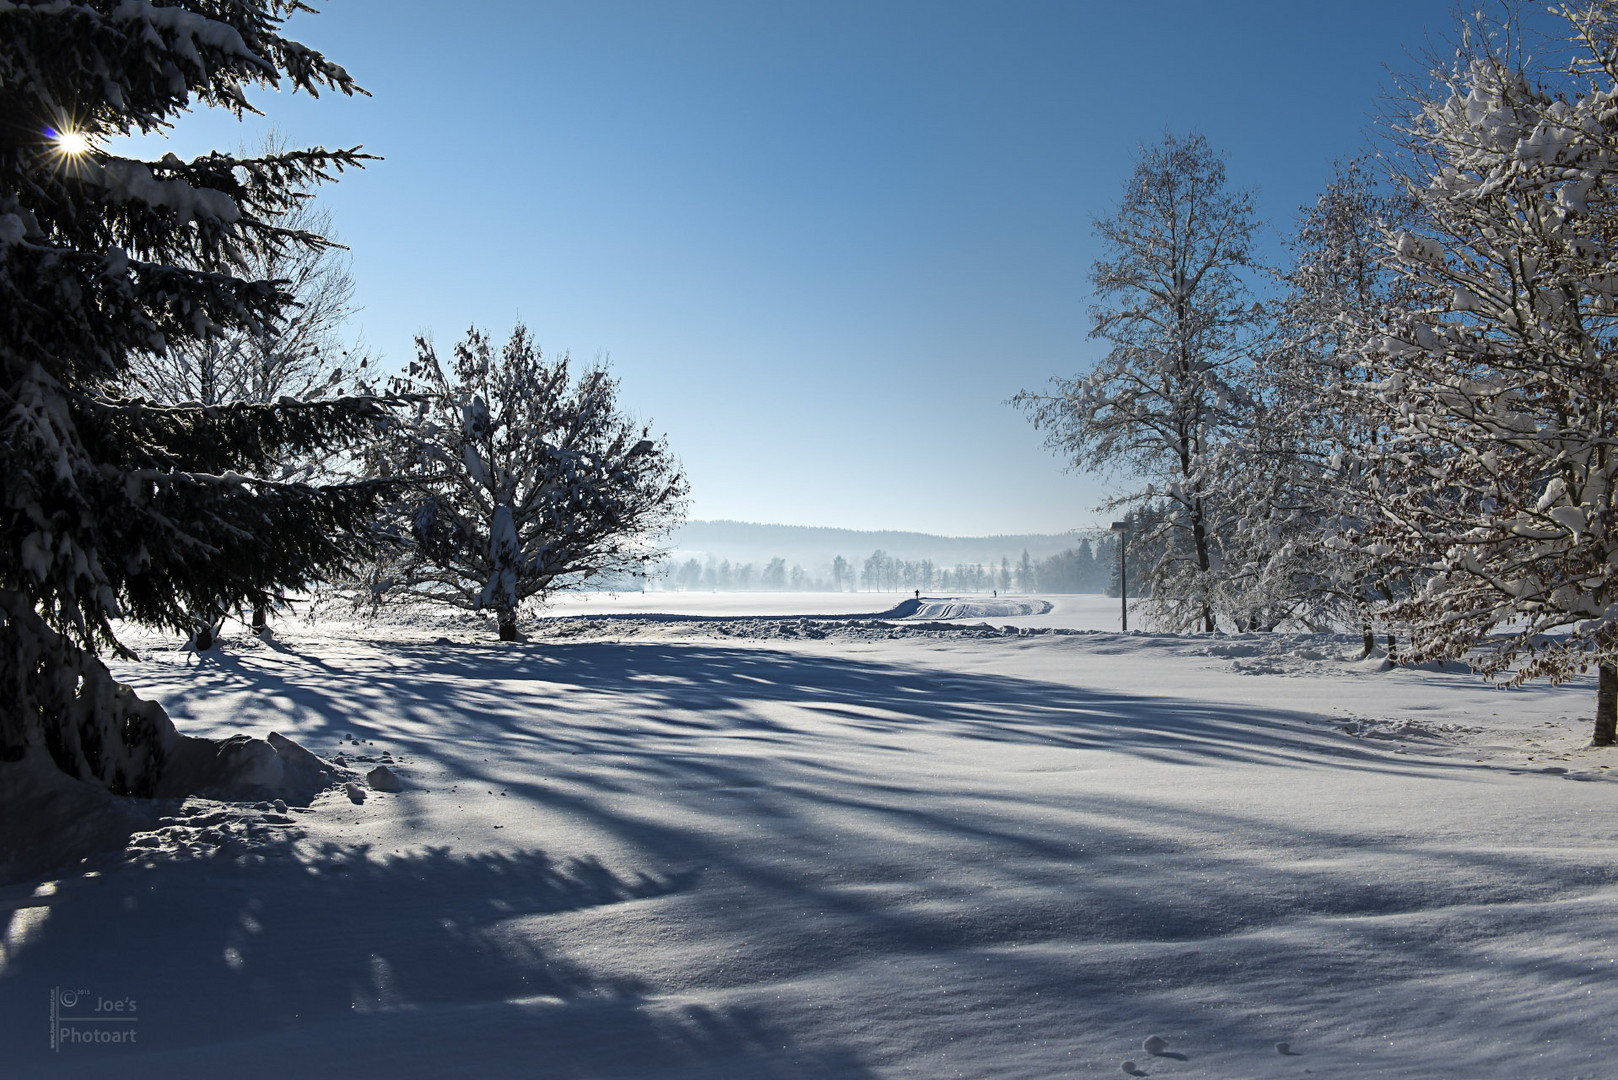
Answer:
xmin=1190 ymin=500 xmax=1214 ymax=633
xmin=1376 ymin=583 xmax=1397 ymax=662
xmin=498 ymin=610 xmax=518 ymax=641
xmin=195 ymin=624 xmax=214 ymax=651
xmin=1596 ymin=664 xmax=1617 ymax=747
xmin=1358 ymin=581 xmax=1378 ymax=660
xmin=252 ymin=601 xmax=268 ymax=636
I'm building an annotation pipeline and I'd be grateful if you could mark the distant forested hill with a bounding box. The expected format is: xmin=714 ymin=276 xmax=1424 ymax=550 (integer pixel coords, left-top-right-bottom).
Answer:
xmin=666 ymin=521 xmax=1087 ymax=572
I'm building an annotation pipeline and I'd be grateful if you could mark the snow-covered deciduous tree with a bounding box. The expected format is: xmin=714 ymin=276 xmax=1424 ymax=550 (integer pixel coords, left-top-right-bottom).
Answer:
xmin=832 ymin=554 xmax=851 ymax=591
xmin=1015 ymin=133 xmax=1262 ymax=632
xmin=1 ymin=0 xmax=393 ymax=793
xmin=862 ymin=550 xmax=891 ymax=592
xmin=1209 ymin=160 xmax=1415 ymax=639
xmin=365 ymin=326 xmax=687 ymax=640
xmin=123 ymin=131 xmax=367 ymax=412
xmin=1361 ymin=3 xmax=1618 ymax=742
xmin=762 ymin=557 xmax=788 ymax=590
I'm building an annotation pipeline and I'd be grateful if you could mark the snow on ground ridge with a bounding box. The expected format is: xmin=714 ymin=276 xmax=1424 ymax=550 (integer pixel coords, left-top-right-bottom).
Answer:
xmin=910 ymin=598 xmax=1053 ymax=619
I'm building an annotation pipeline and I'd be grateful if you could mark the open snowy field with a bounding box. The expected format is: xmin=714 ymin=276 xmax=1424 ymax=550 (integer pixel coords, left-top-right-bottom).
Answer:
xmin=543 ymin=591 xmax=1124 ymax=632
xmin=3 ymin=594 xmax=1616 ymax=1078
xmin=538 ymin=590 xmax=1123 ymax=630
xmin=542 ymin=590 xmax=924 ymax=620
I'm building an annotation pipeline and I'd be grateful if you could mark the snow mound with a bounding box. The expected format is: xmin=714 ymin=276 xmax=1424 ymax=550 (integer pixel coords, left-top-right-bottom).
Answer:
xmin=1189 ymin=633 xmax=1368 ymax=677
xmin=1341 ymin=717 xmax=1482 ymax=741
xmin=0 ymin=730 xmax=347 ymax=884
xmin=1394 ymin=657 xmax=1475 ymax=674
xmin=1198 ymin=635 xmax=1343 ymax=661
xmin=161 ymin=730 xmax=344 ymax=804
xmin=1185 ymin=633 xmax=1478 ymax=679
xmin=909 ymin=599 xmax=1053 ymax=619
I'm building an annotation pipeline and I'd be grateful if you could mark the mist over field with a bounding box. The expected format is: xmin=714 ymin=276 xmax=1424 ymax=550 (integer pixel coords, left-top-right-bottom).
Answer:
xmin=668 ymin=521 xmax=1085 ymax=570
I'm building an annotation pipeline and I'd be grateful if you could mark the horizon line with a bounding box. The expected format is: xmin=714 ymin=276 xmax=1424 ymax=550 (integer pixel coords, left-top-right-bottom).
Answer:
xmin=678 ymin=519 xmax=1108 ymax=541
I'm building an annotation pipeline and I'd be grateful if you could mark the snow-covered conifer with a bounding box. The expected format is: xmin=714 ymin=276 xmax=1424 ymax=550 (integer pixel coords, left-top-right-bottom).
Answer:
xmin=1362 ymin=3 xmax=1618 ymax=741
xmin=1015 ymin=133 xmax=1263 ymax=632
xmin=364 ymin=325 xmax=687 ymax=639
xmin=122 ymin=130 xmax=372 ymax=642
xmin=1 ymin=0 xmax=394 ymax=793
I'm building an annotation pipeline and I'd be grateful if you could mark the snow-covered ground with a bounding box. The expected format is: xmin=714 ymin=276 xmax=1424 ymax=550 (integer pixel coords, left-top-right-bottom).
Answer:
xmin=3 ymin=594 xmax=1615 ymax=1078
xmin=544 ymin=590 xmax=1120 ymax=630
xmin=543 ymin=590 xmax=922 ymax=620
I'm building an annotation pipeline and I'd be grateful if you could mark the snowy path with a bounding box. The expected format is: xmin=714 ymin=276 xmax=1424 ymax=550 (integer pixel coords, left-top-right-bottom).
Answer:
xmin=3 ymin=609 xmax=1615 ymax=1078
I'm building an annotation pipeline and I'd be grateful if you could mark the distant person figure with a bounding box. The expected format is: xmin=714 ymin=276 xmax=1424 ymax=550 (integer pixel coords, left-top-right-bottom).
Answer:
xmin=993 ymin=589 xmax=998 ymax=598
xmin=914 ymin=589 xmax=919 ymax=600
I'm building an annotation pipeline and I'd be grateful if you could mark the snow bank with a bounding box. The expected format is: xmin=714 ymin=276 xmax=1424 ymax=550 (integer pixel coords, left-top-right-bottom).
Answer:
xmin=152 ymin=729 xmax=345 ymax=804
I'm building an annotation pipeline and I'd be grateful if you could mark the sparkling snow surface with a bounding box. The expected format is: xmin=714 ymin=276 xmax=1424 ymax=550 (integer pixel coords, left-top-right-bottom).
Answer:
xmin=3 ymin=594 xmax=1616 ymax=1078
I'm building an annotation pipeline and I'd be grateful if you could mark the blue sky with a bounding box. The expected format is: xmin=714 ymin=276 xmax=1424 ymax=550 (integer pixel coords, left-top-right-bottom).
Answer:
xmin=129 ymin=1 xmax=1461 ymax=536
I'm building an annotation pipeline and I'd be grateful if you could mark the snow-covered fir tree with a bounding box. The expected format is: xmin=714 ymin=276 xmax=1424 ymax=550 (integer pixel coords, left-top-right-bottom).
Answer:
xmin=364 ymin=325 xmax=687 ymax=640
xmin=122 ymin=129 xmax=372 ymax=643
xmin=0 ymin=0 xmax=393 ymax=794
xmin=1015 ymin=133 xmax=1263 ymax=632
xmin=1362 ymin=2 xmax=1618 ymax=742
xmin=1105 ymin=503 xmax=1167 ymax=601
xmin=1016 ymin=549 xmax=1035 ymax=591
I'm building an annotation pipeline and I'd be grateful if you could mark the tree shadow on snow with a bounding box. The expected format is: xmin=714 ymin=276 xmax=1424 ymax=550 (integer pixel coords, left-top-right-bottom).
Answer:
xmin=178 ymin=633 xmax=1526 ymax=776
xmin=0 ymin=835 xmax=875 ymax=1078
xmin=140 ymin=638 xmax=1611 ymax=934
xmin=50 ymin=633 xmax=1607 ymax=1075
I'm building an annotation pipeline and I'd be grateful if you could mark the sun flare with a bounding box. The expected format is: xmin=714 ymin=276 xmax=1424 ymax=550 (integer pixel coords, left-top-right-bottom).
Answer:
xmin=53 ymin=129 xmax=91 ymax=156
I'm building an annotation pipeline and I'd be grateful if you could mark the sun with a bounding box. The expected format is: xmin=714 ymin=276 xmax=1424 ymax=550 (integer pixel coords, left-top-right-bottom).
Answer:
xmin=52 ymin=128 xmax=92 ymax=156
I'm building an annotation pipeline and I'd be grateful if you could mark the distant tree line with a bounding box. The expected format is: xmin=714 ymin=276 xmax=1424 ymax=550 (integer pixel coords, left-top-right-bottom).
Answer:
xmin=661 ymin=542 xmax=1143 ymax=594
xmin=664 ymin=557 xmax=825 ymax=592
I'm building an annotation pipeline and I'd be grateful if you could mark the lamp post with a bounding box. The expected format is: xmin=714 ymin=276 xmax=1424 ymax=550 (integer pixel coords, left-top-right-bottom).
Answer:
xmin=1110 ymin=520 xmax=1131 ymax=632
